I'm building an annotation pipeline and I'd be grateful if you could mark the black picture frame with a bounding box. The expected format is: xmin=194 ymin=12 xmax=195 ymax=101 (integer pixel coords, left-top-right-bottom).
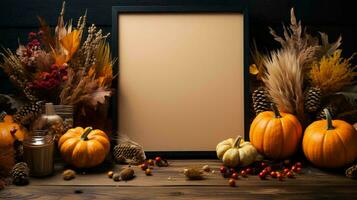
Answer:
xmin=111 ymin=5 xmax=249 ymax=159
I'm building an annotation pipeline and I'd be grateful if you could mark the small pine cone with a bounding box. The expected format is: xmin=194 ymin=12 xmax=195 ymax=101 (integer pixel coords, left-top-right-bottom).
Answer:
xmin=252 ymin=87 xmax=271 ymax=114
xmin=304 ymin=87 xmax=321 ymax=113
xmin=346 ymin=164 xmax=357 ymax=179
xmin=11 ymin=162 xmax=30 ymax=185
xmin=23 ymin=86 xmax=39 ymax=102
xmin=316 ymin=105 xmax=338 ymax=120
xmin=13 ymin=101 xmax=44 ymax=125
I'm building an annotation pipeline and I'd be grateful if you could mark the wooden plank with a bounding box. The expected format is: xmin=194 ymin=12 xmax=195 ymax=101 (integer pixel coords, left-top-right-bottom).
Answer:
xmin=2 ymin=185 xmax=357 ymax=200
xmin=2 ymin=160 xmax=357 ymax=199
xmin=27 ymin=160 xmax=357 ymax=187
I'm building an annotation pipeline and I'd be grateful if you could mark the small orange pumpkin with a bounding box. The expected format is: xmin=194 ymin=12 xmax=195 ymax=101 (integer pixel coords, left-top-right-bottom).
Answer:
xmin=0 ymin=111 xmax=26 ymax=148
xmin=303 ymin=109 xmax=357 ymax=168
xmin=58 ymin=127 xmax=110 ymax=168
xmin=0 ymin=111 xmax=27 ymax=176
xmin=249 ymin=104 xmax=302 ymax=159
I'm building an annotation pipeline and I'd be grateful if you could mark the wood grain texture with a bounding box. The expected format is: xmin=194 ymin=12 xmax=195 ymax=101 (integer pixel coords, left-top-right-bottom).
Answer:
xmin=1 ymin=160 xmax=356 ymax=200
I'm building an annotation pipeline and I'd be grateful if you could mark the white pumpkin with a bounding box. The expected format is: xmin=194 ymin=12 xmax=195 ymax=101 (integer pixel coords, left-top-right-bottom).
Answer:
xmin=216 ymin=136 xmax=263 ymax=167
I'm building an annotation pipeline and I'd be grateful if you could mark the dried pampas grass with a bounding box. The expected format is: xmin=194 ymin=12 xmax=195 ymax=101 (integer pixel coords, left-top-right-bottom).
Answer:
xmin=269 ymin=8 xmax=319 ymax=71
xmin=269 ymin=8 xmax=341 ymax=75
xmin=263 ymin=48 xmax=304 ymax=121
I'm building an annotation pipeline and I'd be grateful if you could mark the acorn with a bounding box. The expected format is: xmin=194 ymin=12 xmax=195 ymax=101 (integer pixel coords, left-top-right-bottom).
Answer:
xmin=107 ymin=171 xmax=114 ymax=178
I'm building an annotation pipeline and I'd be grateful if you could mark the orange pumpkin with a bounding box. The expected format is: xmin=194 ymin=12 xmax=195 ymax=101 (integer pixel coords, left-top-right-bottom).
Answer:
xmin=249 ymin=104 xmax=302 ymax=159
xmin=303 ymin=109 xmax=357 ymax=168
xmin=0 ymin=111 xmax=26 ymax=148
xmin=58 ymin=127 xmax=110 ymax=168
xmin=0 ymin=111 xmax=27 ymax=176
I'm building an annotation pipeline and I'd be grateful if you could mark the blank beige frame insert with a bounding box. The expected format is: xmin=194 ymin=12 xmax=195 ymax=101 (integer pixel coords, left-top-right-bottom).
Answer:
xmin=118 ymin=13 xmax=245 ymax=151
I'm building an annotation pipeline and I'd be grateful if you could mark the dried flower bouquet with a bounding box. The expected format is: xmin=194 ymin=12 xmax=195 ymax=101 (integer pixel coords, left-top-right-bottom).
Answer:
xmin=0 ymin=2 xmax=116 ymax=120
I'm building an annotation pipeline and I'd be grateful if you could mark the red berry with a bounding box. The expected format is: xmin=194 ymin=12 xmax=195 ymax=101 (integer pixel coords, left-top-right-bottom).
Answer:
xmin=155 ymin=156 xmax=161 ymax=162
xmin=245 ymin=168 xmax=253 ymax=174
xmin=270 ymin=171 xmax=277 ymax=178
xmin=283 ymin=168 xmax=290 ymax=174
xmin=231 ymin=172 xmax=239 ymax=180
xmin=62 ymin=76 xmax=68 ymax=81
xmin=286 ymin=171 xmax=294 ymax=178
xmin=28 ymin=32 xmax=36 ymax=38
xmin=240 ymin=170 xmax=247 ymax=177
xmin=220 ymin=166 xmax=227 ymax=174
xmin=228 ymin=178 xmax=236 ymax=187
xmin=277 ymin=173 xmax=284 ymax=181
xmin=259 ymin=172 xmax=266 ymax=180
xmin=291 ymin=166 xmax=297 ymax=172
xmin=296 ymin=167 xmax=302 ymax=173
xmin=295 ymin=162 xmax=302 ymax=168
xmin=265 ymin=166 xmax=272 ymax=173
xmin=261 ymin=169 xmax=267 ymax=175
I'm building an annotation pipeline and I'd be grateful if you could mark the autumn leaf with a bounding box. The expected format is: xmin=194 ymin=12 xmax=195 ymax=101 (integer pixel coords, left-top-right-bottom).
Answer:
xmin=84 ymin=87 xmax=112 ymax=107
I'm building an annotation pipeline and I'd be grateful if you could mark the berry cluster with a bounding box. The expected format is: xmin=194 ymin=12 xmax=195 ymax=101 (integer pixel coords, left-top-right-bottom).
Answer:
xmin=139 ymin=157 xmax=169 ymax=176
xmin=28 ymin=64 xmax=68 ymax=90
xmin=220 ymin=160 xmax=303 ymax=186
xmin=17 ymin=31 xmax=44 ymax=67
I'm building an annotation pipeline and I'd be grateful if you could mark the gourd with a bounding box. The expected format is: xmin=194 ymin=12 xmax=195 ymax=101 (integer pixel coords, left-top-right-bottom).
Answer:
xmin=216 ymin=136 xmax=262 ymax=167
xmin=303 ymin=109 xmax=357 ymax=168
xmin=58 ymin=127 xmax=110 ymax=168
xmin=249 ymin=104 xmax=302 ymax=159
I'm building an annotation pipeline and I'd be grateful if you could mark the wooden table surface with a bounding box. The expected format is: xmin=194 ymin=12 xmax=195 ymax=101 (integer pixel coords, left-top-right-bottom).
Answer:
xmin=1 ymin=159 xmax=357 ymax=200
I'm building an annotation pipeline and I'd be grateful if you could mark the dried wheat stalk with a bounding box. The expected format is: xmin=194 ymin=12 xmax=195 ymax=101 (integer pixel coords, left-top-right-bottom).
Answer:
xmin=263 ymin=48 xmax=305 ymax=121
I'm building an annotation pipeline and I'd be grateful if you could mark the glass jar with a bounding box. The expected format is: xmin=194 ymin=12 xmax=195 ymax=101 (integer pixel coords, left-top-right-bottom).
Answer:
xmin=54 ymin=105 xmax=74 ymax=131
xmin=23 ymin=130 xmax=54 ymax=177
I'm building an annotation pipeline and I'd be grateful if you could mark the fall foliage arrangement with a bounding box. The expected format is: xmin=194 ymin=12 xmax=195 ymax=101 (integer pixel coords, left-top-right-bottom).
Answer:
xmin=0 ymin=2 xmax=115 ymax=117
xmin=249 ymin=8 xmax=357 ymax=170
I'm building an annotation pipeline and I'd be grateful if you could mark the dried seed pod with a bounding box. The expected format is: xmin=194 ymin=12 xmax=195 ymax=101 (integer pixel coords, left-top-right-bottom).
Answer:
xmin=119 ymin=167 xmax=135 ymax=181
xmin=112 ymin=173 xmax=121 ymax=181
xmin=183 ymin=167 xmax=204 ymax=180
xmin=62 ymin=169 xmax=76 ymax=181
xmin=202 ymin=165 xmax=211 ymax=172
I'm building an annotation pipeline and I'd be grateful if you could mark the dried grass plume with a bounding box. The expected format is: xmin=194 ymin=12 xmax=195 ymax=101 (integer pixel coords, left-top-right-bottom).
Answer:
xmin=263 ymin=48 xmax=305 ymax=121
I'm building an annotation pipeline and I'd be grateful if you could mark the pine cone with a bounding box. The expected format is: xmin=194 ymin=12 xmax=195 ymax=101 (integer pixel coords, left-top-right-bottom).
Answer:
xmin=23 ymin=86 xmax=39 ymax=102
xmin=113 ymin=144 xmax=146 ymax=164
xmin=346 ymin=164 xmax=357 ymax=179
xmin=11 ymin=162 xmax=30 ymax=185
xmin=252 ymin=87 xmax=271 ymax=114
xmin=304 ymin=87 xmax=321 ymax=113
xmin=13 ymin=101 xmax=44 ymax=125
xmin=316 ymin=105 xmax=338 ymax=120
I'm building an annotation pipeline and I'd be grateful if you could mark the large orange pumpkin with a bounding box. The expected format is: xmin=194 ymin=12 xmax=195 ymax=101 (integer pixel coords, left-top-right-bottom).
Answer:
xmin=58 ymin=127 xmax=110 ymax=168
xmin=0 ymin=111 xmax=26 ymax=148
xmin=249 ymin=104 xmax=302 ymax=159
xmin=303 ymin=109 xmax=357 ymax=168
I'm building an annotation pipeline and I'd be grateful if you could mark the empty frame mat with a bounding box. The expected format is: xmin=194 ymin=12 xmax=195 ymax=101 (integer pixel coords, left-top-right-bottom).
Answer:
xmin=118 ymin=13 xmax=245 ymax=151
